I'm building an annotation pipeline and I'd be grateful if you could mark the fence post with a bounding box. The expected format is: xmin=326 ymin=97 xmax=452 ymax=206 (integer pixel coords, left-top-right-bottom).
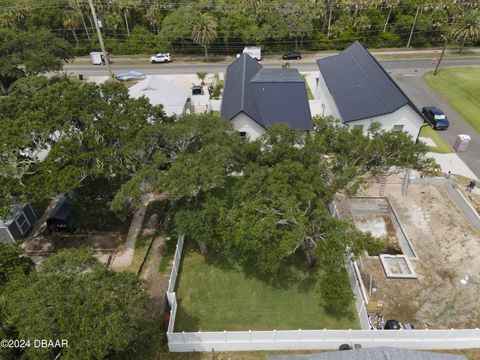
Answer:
xmin=182 ymin=331 xmax=186 ymax=343
xmin=273 ymin=329 xmax=277 ymax=341
xmin=297 ymin=329 xmax=302 ymax=340
xmin=224 ymin=330 xmax=227 ymax=343
xmin=249 ymin=330 xmax=252 ymax=342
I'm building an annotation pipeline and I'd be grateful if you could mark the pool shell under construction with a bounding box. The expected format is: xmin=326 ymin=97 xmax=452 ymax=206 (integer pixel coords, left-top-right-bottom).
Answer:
xmin=335 ymin=172 xmax=480 ymax=329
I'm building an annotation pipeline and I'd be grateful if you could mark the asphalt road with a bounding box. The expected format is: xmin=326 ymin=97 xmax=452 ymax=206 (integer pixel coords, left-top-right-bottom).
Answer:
xmin=63 ymin=56 xmax=480 ymax=178
xmin=391 ymin=69 xmax=480 ymax=179
xmin=64 ymin=56 xmax=480 ymax=76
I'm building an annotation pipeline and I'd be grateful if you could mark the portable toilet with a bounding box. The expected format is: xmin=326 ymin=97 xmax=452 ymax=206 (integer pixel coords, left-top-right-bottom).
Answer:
xmin=90 ymin=52 xmax=103 ymax=65
xmin=453 ymin=134 xmax=471 ymax=152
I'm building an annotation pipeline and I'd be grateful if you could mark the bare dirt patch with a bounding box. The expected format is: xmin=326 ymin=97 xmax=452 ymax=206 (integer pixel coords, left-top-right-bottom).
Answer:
xmin=340 ymin=173 xmax=480 ymax=329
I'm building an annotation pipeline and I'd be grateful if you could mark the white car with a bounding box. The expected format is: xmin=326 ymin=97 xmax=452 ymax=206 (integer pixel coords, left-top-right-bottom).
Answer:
xmin=150 ymin=53 xmax=172 ymax=63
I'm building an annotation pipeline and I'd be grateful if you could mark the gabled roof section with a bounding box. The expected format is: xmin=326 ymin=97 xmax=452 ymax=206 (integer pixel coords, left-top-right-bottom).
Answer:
xmin=317 ymin=41 xmax=422 ymax=123
xmin=221 ymin=53 xmax=262 ymax=123
xmin=221 ymin=54 xmax=312 ymax=130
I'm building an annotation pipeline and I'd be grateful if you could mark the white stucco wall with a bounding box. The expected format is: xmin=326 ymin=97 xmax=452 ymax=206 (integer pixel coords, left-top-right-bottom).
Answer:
xmin=231 ymin=112 xmax=265 ymax=140
xmin=314 ymin=72 xmax=341 ymax=119
xmin=345 ymin=105 xmax=423 ymax=140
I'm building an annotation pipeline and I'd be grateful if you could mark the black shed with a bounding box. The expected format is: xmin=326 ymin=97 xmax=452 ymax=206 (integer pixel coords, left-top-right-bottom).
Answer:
xmin=46 ymin=198 xmax=74 ymax=232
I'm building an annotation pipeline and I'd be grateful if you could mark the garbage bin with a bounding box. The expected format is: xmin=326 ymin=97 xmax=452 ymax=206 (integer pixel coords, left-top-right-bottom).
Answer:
xmin=453 ymin=134 xmax=471 ymax=152
xmin=78 ymin=74 xmax=84 ymax=81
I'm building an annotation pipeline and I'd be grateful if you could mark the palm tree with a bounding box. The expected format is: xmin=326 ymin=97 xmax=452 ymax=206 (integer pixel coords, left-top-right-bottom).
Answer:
xmin=382 ymin=0 xmax=400 ymax=32
xmin=451 ymin=10 xmax=480 ymax=52
xmin=145 ymin=4 xmax=160 ymax=34
xmin=68 ymin=0 xmax=91 ymax=41
xmin=0 ymin=0 xmax=31 ymax=27
xmin=191 ymin=12 xmax=218 ymax=61
xmin=115 ymin=0 xmax=139 ymax=37
xmin=63 ymin=11 xmax=80 ymax=46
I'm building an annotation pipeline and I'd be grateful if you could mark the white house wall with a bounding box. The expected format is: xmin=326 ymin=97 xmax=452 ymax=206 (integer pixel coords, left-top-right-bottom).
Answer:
xmin=314 ymin=72 xmax=341 ymax=119
xmin=347 ymin=105 xmax=423 ymax=140
xmin=231 ymin=113 xmax=265 ymax=140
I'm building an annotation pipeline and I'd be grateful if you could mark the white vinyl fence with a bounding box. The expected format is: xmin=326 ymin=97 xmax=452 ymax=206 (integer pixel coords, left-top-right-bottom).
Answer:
xmin=167 ymin=328 xmax=480 ymax=352
xmin=346 ymin=260 xmax=370 ymax=330
xmin=166 ymin=234 xmax=184 ymax=330
xmin=165 ymin=235 xmax=480 ymax=352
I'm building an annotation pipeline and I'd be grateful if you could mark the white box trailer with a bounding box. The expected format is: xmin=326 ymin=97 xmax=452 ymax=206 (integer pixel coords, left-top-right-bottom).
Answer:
xmin=243 ymin=46 xmax=261 ymax=60
xmin=90 ymin=52 xmax=103 ymax=65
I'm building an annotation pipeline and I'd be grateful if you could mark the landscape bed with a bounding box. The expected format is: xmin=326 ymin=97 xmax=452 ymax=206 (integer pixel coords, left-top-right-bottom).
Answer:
xmin=174 ymin=243 xmax=360 ymax=332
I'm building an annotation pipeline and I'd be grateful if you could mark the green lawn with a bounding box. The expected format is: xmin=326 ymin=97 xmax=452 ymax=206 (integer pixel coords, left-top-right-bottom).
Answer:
xmin=419 ymin=126 xmax=454 ymax=153
xmin=174 ymin=246 xmax=360 ymax=332
xmin=424 ymin=67 xmax=480 ymax=133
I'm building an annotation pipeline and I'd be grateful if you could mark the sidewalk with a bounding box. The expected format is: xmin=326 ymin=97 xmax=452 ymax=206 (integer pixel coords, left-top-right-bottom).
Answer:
xmin=427 ymin=152 xmax=479 ymax=181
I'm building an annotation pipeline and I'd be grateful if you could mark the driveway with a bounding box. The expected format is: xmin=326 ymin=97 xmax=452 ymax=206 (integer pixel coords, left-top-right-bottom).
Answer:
xmin=390 ymin=68 xmax=480 ymax=179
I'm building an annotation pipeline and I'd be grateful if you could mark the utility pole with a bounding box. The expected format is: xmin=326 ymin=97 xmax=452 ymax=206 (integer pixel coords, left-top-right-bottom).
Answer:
xmin=88 ymin=0 xmax=112 ymax=79
xmin=433 ymin=35 xmax=447 ymax=76
xmin=406 ymin=6 xmax=420 ymax=49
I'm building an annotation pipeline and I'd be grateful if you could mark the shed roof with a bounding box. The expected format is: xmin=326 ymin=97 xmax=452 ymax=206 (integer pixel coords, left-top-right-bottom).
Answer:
xmin=129 ymin=76 xmax=189 ymax=117
xmin=221 ymin=54 xmax=312 ymax=130
xmin=268 ymin=347 xmax=468 ymax=360
xmin=317 ymin=41 xmax=422 ymax=123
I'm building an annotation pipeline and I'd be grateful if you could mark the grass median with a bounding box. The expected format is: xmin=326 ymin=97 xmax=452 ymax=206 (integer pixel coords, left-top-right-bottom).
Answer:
xmin=424 ymin=67 xmax=480 ymax=134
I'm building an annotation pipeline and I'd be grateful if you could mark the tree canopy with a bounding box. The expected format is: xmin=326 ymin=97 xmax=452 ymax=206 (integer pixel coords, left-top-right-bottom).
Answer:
xmin=2 ymin=248 xmax=149 ymax=360
xmin=0 ymin=28 xmax=72 ymax=94
xmin=0 ymin=0 xmax=478 ymax=56
xmin=0 ymin=77 xmax=167 ymax=218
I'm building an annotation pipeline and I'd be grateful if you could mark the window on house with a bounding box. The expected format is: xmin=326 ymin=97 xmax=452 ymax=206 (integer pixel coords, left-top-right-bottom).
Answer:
xmin=393 ymin=125 xmax=404 ymax=132
xmin=239 ymin=132 xmax=247 ymax=138
xmin=352 ymin=125 xmax=364 ymax=132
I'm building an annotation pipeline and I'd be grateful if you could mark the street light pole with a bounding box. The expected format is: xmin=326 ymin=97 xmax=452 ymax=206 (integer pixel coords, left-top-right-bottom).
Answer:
xmin=433 ymin=35 xmax=447 ymax=76
xmin=88 ymin=0 xmax=112 ymax=79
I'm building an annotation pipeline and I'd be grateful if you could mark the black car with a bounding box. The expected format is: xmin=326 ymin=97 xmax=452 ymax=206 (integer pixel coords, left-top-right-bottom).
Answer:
xmin=282 ymin=52 xmax=302 ymax=60
xmin=422 ymin=106 xmax=450 ymax=130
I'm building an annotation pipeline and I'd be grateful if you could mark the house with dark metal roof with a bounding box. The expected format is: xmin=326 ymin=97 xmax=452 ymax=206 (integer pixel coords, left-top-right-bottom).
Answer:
xmin=268 ymin=347 xmax=468 ymax=360
xmin=221 ymin=54 xmax=312 ymax=140
xmin=315 ymin=41 xmax=424 ymax=140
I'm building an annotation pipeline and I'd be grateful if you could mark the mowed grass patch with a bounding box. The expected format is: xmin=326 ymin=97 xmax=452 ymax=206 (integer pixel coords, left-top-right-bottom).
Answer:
xmin=424 ymin=67 xmax=480 ymax=133
xmin=174 ymin=246 xmax=360 ymax=332
xmin=301 ymin=74 xmax=315 ymax=100
xmin=419 ymin=126 xmax=454 ymax=153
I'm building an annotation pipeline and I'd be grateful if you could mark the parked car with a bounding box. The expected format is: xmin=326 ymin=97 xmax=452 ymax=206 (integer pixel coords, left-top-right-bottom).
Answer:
xmin=384 ymin=319 xmax=414 ymax=330
xmin=422 ymin=106 xmax=450 ymax=130
xmin=282 ymin=52 xmax=302 ymax=60
xmin=150 ymin=53 xmax=172 ymax=63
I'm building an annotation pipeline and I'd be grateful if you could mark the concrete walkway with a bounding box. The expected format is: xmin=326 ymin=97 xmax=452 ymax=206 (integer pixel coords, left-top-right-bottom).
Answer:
xmin=110 ymin=192 xmax=168 ymax=270
xmin=426 ymin=152 xmax=479 ymax=181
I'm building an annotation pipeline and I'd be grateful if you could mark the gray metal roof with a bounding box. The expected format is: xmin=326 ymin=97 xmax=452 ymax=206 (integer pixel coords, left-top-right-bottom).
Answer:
xmin=268 ymin=347 xmax=468 ymax=360
xmin=221 ymin=54 xmax=312 ymax=130
xmin=251 ymin=68 xmax=303 ymax=83
xmin=317 ymin=41 xmax=422 ymax=124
